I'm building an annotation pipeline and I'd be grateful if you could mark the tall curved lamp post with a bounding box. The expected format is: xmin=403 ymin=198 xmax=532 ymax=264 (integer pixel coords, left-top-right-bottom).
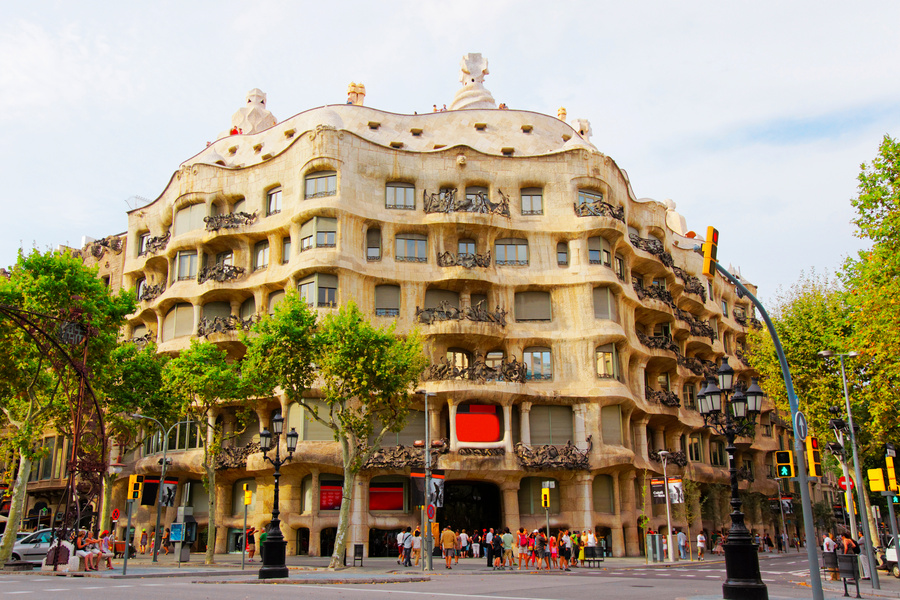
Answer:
xmin=657 ymin=450 xmax=676 ymax=563
xmin=258 ymin=414 xmax=298 ymax=579
xmin=698 ymin=358 xmax=768 ymax=600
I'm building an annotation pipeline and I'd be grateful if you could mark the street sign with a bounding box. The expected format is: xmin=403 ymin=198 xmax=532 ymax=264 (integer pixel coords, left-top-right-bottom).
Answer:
xmin=838 ymin=476 xmax=854 ymax=491
xmin=111 ymin=508 xmax=120 ymax=521
xmin=426 ymin=503 xmax=436 ymax=520
xmin=869 ymin=468 xmax=887 ymax=492
xmin=793 ymin=411 xmax=808 ymax=442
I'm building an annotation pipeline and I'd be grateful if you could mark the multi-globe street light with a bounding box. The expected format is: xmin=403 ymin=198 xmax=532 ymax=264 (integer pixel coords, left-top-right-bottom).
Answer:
xmin=697 ymin=358 xmax=767 ymax=600
xmin=257 ymin=414 xmax=298 ymax=579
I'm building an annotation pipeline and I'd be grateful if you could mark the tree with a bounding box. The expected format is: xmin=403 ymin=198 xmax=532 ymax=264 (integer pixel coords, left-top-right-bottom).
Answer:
xmin=161 ymin=340 xmax=246 ymax=565
xmin=0 ymin=249 xmax=133 ymax=564
xmin=243 ymin=297 xmax=427 ymax=569
xmin=679 ymin=477 xmax=705 ymax=560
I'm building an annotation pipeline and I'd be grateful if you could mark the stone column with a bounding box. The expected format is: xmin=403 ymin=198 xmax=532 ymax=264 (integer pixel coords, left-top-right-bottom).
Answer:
xmin=652 ymin=427 xmax=666 ymax=453
xmin=193 ymin=302 xmax=202 ymax=337
xmin=519 ymin=402 xmax=532 ymax=445
xmin=427 ymin=400 xmax=441 ymax=444
xmin=622 ymin=406 xmax=635 ymax=451
xmin=573 ymin=404 xmax=587 ymax=450
xmin=573 ymin=472 xmax=593 ymax=532
xmin=448 ymin=398 xmax=459 ymax=451
xmin=501 ymin=481 xmax=520 ymax=528
xmin=610 ymin=475 xmax=625 ymax=557
xmin=620 ymin=471 xmax=640 ymax=556
xmin=502 ymin=404 xmax=513 ymax=452
xmin=346 ymin=474 xmax=369 ymax=557
xmin=309 ymin=470 xmax=321 ymax=556
xmin=635 ymin=417 xmax=650 ymax=460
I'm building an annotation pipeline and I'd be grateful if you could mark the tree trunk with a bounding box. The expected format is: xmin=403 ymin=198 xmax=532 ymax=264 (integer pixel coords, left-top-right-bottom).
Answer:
xmin=98 ymin=472 xmax=115 ymax=533
xmin=205 ymin=464 xmax=216 ymax=565
xmin=0 ymin=453 xmax=33 ymax=564
xmin=328 ymin=468 xmax=357 ymax=569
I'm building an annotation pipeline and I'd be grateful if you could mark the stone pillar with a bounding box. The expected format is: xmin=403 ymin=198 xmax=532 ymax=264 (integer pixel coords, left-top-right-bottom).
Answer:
xmin=501 ymin=481 xmax=520 ymax=528
xmin=193 ymin=302 xmax=202 ymax=337
xmin=611 ymin=475 xmax=625 ymax=557
xmin=635 ymin=417 xmax=650 ymax=460
xmin=346 ymin=474 xmax=369 ymax=557
xmin=309 ymin=470 xmax=321 ymax=556
xmin=427 ymin=401 xmax=441 ymax=444
xmin=620 ymin=471 xmax=640 ymax=556
xmin=502 ymin=404 xmax=513 ymax=452
xmin=154 ymin=310 xmax=164 ymax=344
xmin=622 ymin=406 xmax=635 ymax=451
xmin=448 ymin=398 xmax=459 ymax=451
xmin=652 ymin=427 xmax=666 ymax=453
xmin=519 ymin=402 xmax=532 ymax=445
xmin=573 ymin=472 xmax=593 ymax=532
xmin=573 ymin=404 xmax=587 ymax=450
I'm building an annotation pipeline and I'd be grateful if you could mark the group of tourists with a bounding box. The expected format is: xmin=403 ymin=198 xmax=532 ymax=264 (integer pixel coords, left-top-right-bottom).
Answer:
xmin=73 ymin=529 xmax=115 ymax=571
xmin=822 ymin=531 xmax=870 ymax=580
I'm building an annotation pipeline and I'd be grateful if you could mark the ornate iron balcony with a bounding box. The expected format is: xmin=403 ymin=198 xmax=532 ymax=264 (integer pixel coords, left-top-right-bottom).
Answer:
xmin=437 ymin=251 xmax=491 ymax=268
xmin=629 ymin=233 xmax=674 ymax=268
xmin=415 ymin=300 xmax=507 ymax=326
xmin=424 ymin=354 xmax=527 ymax=383
xmin=204 ymin=211 xmax=258 ymax=231
xmin=423 ymin=189 xmax=511 ymax=217
xmin=515 ymin=436 xmax=592 ymax=471
xmin=197 ymin=263 xmax=246 ymax=284
xmin=573 ymin=198 xmax=625 ymax=222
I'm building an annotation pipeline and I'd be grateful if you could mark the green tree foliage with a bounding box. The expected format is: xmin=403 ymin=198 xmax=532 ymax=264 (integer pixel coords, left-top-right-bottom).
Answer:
xmin=0 ymin=249 xmax=133 ymax=563
xmin=242 ymin=297 xmax=427 ymax=569
xmin=161 ymin=340 xmax=246 ymax=565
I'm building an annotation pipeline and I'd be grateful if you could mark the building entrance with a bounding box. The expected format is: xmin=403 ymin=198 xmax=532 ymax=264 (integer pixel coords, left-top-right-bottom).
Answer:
xmin=436 ymin=481 xmax=502 ymax=535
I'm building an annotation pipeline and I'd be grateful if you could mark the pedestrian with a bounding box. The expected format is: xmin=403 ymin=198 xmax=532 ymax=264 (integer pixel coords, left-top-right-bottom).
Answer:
xmin=139 ymin=529 xmax=148 ymax=554
xmin=558 ymin=528 xmax=572 ymax=571
xmin=459 ymin=529 xmax=469 ymax=559
xmin=548 ymin=530 xmax=557 ymax=569
xmin=697 ymin=530 xmax=706 ymax=561
xmin=517 ymin=528 xmax=529 ymax=570
xmin=501 ymin=527 xmax=514 ymax=570
xmin=677 ymin=528 xmax=687 ymax=560
xmin=485 ymin=528 xmax=494 ymax=567
xmin=246 ymin=527 xmax=256 ymax=562
xmin=776 ymin=531 xmax=784 ymax=553
xmin=823 ymin=533 xmax=839 ymax=581
xmin=397 ymin=529 xmax=405 ymax=565
xmin=162 ymin=528 xmax=170 ymax=555
xmin=402 ymin=526 xmax=413 ymax=567
xmin=857 ymin=533 xmax=871 ymax=579
xmin=472 ymin=530 xmax=481 ymax=559
xmin=412 ymin=529 xmax=421 ymax=566
xmin=765 ymin=532 xmax=774 ymax=553
xmin=440 ymin=525 xmax=457 ymax=569
xmin=259 ymin=526 xmax=268 ymax=562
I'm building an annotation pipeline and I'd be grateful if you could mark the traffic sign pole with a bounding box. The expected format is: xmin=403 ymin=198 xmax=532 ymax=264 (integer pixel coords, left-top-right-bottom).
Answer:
xmin=123 ymin=499 xmax=134 ymax=575
xmin=882 ymin=492 xmax=900 ymax=554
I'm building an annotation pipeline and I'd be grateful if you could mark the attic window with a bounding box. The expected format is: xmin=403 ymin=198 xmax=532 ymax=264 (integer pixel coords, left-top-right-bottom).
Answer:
xmin=253 ymin=143 xmax=264 ymax=153
xmin=521 ymin=125 xmax=533 ymax=133
xmin=501 ymin=147 xmax=514 ymax=156
xmin=562 ymin=134 xmax=572 ymax=142
xmin=215 ymin=160 xmax=226 ymax=166
xmin=228 ymin=146 xmax=238 ymax=155
xmin=410 ymin=128 xmax=423 ymax=136
xmin=433 ymin=144 xmax=446 ymax=150
xmin=474 ymin=123 xmax=487 ymax=131
xmin=283 ymin=128 xmax=296 ymax=139
xmin=390 ymin=141 xmax=404 ymax=149
xmin=261 ymin=153 xmax=273 ymax=160
xmin=368 ymin=121 xmax=381 ymax=130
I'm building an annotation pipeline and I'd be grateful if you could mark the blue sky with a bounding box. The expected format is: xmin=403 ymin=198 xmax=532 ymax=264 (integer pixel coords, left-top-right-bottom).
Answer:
xmin=1 ymin=1 xmax=898 ymax=299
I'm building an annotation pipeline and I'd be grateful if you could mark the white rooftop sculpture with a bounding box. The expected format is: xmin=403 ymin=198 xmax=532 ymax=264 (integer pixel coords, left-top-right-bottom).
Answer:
xmin=449 ymin=53 xmax=497 ymax=111
xmin=219 ymin=88 xmax=277 ymax=138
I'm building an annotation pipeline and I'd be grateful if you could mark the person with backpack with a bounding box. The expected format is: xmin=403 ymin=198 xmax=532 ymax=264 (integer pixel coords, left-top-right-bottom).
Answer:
xmin=841 ymin=532 xmax=859 ymax=555
xmin=517 ymin=528 xmax=529 ymax=570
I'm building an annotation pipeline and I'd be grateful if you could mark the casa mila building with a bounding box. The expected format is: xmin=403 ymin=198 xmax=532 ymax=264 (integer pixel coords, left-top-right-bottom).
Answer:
xmin=75 ymin=54 xmax=825 ymax=559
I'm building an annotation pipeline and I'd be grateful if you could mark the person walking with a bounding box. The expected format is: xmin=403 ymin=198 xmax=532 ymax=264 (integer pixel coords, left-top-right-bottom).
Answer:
xmin=677 ymin=528 xmax=687 ymax=560
xmin=857 ymin=533 xmax=871 ymax=580
xmin=402 ymin=526 xmax=413 ymax=567
xmin=472 ymin=530 xmax=481 ymax=559
xmin=491 ymin=529 xmax=504 ymax=570
xmin=558 ymin=528 xmax=571 ymax=571
xmin=485 ymin=528 xmax=494 ymax=567
xmin=697 ymin=530 xmax=706 ymax=561
xmin=548 ymin=530 xmax=557 ymax=569
xmin=501 ymin=527 xmax=514 ymax=570
xmin=459 ymin=529 xmax=469 ymax=559
xmin=412 ymin=529 xmax=422 ymax=566
xmin=823 ymin=532 xmax=839 ymax=581
xmin=162 ymin=527 xmax=171 ymax=555
xmin=440 ymin=525 xmax=457 ymax=569
xmin=139 ymin=529 xmax=148 ymax=554
xmin=517 ymin=528 xmax=529 ymax=570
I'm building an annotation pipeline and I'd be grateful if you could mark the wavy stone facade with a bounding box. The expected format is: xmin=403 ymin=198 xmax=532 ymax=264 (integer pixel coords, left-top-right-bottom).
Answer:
xmin=87 ymin=79 xmax=817 ymax=558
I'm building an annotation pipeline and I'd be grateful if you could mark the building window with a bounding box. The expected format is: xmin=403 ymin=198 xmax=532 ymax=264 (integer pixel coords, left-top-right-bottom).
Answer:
xmin=240 ymin=297 xmax=256 ymax=319
xmin=267 ymin=290 xmax=285 ymax=314
xmin=425 ymin=288 xmax=460 ymax=310
xmin=282 ymin=237 xmax=291 ymax=264
xmin=722 ymin=300 xmax=728 ymax=316
xmin=253 ymin=240 xmax=269 ymax=271
xmin=684 ymin=384 xmax=696 ymax=409
xmin=614 ymin=254 xmax=626 ymax=280
xmin=266 ymin=187 xmax=282 ymax=216
xmin=601 ymin=405 xmax=622 ymax=445
xmin=298 ymin=274 xmax=338 ymax=308
xmin=588 ymin=237 xmax=611 ymax=266
xmin=592 ymin=475 xmax=615 ymax=514
xmin=577 ymin=189 xmax=604 ymax=207
xmin=495 ymin=238 xmax=528 ymax=266
xmin=374 ymin=284 xmax=400 ymax=317
xmin=138 ymin=232 xmax=150 ymax=256
xmin=176 ymin=250 xmax=198 ymax=281
xmin=595 ymin=344 xmax=619 ymax=379
xmin=521 ymin=187 xmax=543 ymax=215
xmin=656 ymin=372 xmax=670 ymax=391
xmin=653 ymin=322 xmax=671 ymax=340
xmin=711 ymin=441 xmax=726 ymax=467
xmin=214 ymin=251 xmax=233 ymax=267
xmin=458 ymin=238 xmax=476 ymax=255
xmin=305 ymin=170 xmax=337 ymax=199
xmin=523 ymin=346 xmax=552 ymax=380
xmin=743 ymin=459 xmax=754 ymax=479
xmin=631 ymin=274 xmax=644 ymax=289
xmin=136 ymin=278 xmax=147 ymax=299
xmin=395 ymin=233 xmax=427 ymax=262
xmin=162 ymin=302 xmax=194 ymax=341
xmin=465 ymin=186 xmax=488 ymax=203
xmin=593 ymin=287 xmax=618 ymax=321
xmin=514 ymin=291 xmax=551 ymax=322
xmin=368 ymin=477 xmax=408 ymax=512
xmin=316 ymin=219 xmax=337 ymax=248
xmin=708 ymin=281 xmax=714 ymax=301
xmin=557 ymin=242 xmax=568 ymax=266
xmin=173 ymin=203 xmax=207 ymax=237
xmin=385 ymin=182 xmax=415 ymax=209
xmin=530 ymin=405 xmax=573 ymax=445
xmin=519 ymin=477 xmax=559 ymax=514
xmin=689 ymin=435 xmax=702 ymax=462
xmin=653 ymin=277 xmax=667 ymax=290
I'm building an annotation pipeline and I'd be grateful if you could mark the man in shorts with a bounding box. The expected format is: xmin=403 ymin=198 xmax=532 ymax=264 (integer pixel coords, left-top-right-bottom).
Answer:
xmin=517 ymin=527 xmax=529 ymax=570
xmin=534 ymin=528 xmax=548 ymax=570
xmin=440 ymin=525 xmax=457 ymax=569
xmin=501 ymin=527 xmax=514 ymax=570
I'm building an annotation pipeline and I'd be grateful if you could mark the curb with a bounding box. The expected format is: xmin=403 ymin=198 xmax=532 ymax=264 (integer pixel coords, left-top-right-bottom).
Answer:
xmin=201 ymin=576 xmax=432 ymax=585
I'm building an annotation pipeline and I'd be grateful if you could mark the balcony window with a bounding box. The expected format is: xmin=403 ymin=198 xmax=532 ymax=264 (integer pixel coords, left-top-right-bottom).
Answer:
xmin=711 ymin=441 xmax=726 ymax=467
xmin=395 ymin=233 xmax=427 ymax=262
xmin=253 ymin=240 xmax=269 ymax=271
xmin=514 ymin=291 xmax=551 ymax=322
xmin=557 ymin=242 xmax=568 ymax=266
xmin=495 ymin=238 xmax=528 ymax=266
xmin=240 ymin=297 xmax=256 ymax=319
xmin=577 ymin=189 xmax=604 ymax=207
xmin=282 ymin=236 xmax=291 ymax=264
xmin=632 ymin=274 xmax=644 ymax=289
xmin=305 ymin=170 xmax=337 ymax=199
xmin=593 ymin=287 xmax=618 ymax=321
xmin=233 ymin=198 xmax=246 ymax=213
xmin=653 ymin=277 xmax=667 ymax=290
xmin=138 ymin=232 xmax=150 ymax=256
xmin=485 ymin=350 xmax=504 ymax=371
xmin=458 ymin=238 xmax=476 ymax=255
xmin=722 ymin=300 xmax=728 ymax=315
xmin=162 ymin=302 xmax=194 ymax=341
xmin=266 ymin=187 xmax=282 ymax=216
xmin=267 ymin=290 xmax=285 ymax=314
xmin=385 ymin=182 xmax=415 ymax=209
xmin=300 ymin=217 xmax=337 ymax=251
xmin=466 ymin=186 xmax=488 ymax=203
xmin=176 ymin=250 xmax=198 ymax=281
xmin=366 ymin=228 xmax=382 ymax=261
xmin=588 ymin=237 xmax=611 ymax=266
xmin=173 ymin=203 xmax=207 ymax=237
xmin=601 ymin=405 xmax=622 ymax=445
xmin=529 ymin=405 xmax=573 ymax=445
xmin=523 ymin=346 xmax=552 ymax=380
xmin=689 ymin=435 xmax=702 ymax=462
xmin=374 ymin=284 xmax=400 ymax=317
xmin=424 ymin=289 xmax=460 ymax=309
xmin=298 ymin=273 xmax=338 ymax=307
xmin=136 ymin=278 xmax=147 ymax=299
xmin=656 ymin=372 xmax=670 ymax=391
xmin=614 ymin=254 xmax=626 ymax=280
xmin=653 ymin=322 xmax=671 ymax=339
xmin=684 ymin=384 xmax=696 ymax=409
xmin=521 ymin=187 xmax=543 ymax=215
xmin=595 ymin=344 xmax=619 ymax=379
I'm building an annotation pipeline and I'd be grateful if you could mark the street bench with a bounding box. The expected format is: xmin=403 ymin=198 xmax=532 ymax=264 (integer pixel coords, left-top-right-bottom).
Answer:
xmin=583 ymin=546 xmax=604 ymax=567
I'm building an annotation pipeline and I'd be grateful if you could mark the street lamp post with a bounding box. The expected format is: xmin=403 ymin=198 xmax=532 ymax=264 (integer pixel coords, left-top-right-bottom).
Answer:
xmin=698 ymin=359 xmax=768 ymax=600
xmin=819 ymin=350 xmax=879 ymax=589
xmin=258 ymin=414 xmax=299 ymax=579
xmin=825 ymin=413 xmax=858 ymax=541
xmin=658 ymin=450 xmax=676 ymax=563
xmin=415 ymin=389 xmax=434 ymax=572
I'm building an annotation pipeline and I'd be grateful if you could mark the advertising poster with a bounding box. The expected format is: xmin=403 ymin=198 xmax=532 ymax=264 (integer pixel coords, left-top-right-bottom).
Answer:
xmin=650 ymin=478 xmax=684 ymax=504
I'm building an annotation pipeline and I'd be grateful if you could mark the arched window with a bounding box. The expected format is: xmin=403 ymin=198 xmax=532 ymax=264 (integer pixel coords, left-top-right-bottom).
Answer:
xmin=202 ymin=301 xmax=231 ymax=321
xmin=521 ymin=187 xmax=543 ymax=216
xmin=305 ymin=171 xmax=337 ymax=199
xmin=518 ymin=477 xmax=559 ymax=514
xmin=592 ymin=475 xmax=615 ymax=513
xmin=266 ymin=187 xmax=282 ymax=216
xmin=173 ymin=203 xmax=206 ymax=236
xmin=253 ymin=240 xmax=269 ymax=271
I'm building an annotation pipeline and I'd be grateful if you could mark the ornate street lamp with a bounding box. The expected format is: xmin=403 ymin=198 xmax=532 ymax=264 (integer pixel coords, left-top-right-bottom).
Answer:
xmin=698 ymin=358 xmax=767 ymax=599
xmin=258 ymin=413 xmax=298 ymax=579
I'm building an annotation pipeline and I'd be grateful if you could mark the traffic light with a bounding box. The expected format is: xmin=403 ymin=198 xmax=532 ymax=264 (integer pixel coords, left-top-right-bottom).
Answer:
xmin=702 ymin=226 xmax=719 ymax=277
xmin=869 ymin=468 xmax=887 ymax=492
xmin=128 ymin=474 xmax=144 ymax=500
xmin=892 ymin=494 xmax=899 ymax=505
xmin=243 ymin=483 xmax=253 ymax=506
xmin=887 ymin=456 xmax=899 ymax=491
xmin=775 ymin=451 xmax=795 ymax=478
xmin=541 ymin=488 xmax=550 ymax=508
xmin=806 ymin=437 xmax=822 ymax=477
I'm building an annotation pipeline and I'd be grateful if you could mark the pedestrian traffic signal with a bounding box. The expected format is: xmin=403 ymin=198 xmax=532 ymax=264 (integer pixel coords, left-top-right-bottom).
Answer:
xmin=128 ymin=474 xmax=144 ymax=500
xmin=702 ymin=226 xmax=719 ymax=277
xmin=806 ymin=437 xmax=823 ymax=477
xmin=775 ymin=451 xmax=794 ymax=478
xmin=869 ymin=468 xmax=887 ymax=492
xmin=541 ymin=488 xmax=550 ymax=508
xmin=892 ymin=494 xmax=900 ymax=505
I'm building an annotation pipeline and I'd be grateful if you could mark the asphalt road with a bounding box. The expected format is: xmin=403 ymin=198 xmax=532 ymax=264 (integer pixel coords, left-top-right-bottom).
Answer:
xmin=0 ymin=554 xmax=867 ymax=599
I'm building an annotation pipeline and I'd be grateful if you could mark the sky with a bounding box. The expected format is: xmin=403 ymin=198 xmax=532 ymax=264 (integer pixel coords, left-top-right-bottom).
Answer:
xmin=1 ymin=1 xmax=898 ymax=300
